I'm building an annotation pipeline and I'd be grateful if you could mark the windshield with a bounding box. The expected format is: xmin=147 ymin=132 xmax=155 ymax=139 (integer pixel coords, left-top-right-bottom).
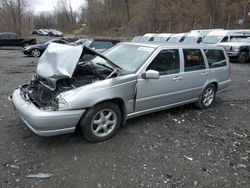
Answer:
xmin=153 ymin=36 xmax=169 ymax=42
xmin=202 ymin=35 xmax=222 ymax=44
xmin=75 ymin=39 xmax=89 ymax=45
xmin=167 ymin=36 xmax=181 ymax=43
xmin=91 ymin=44 xmax=155 ymax=72
xmin=182 ymin=36 xmax=197 ymax=44
xmin=138 ymin=36 xmax=154 ymax=42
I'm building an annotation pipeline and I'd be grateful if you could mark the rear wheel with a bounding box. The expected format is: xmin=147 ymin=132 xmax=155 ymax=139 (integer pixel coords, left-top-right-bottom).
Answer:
xmin=79 ymin=102 xmax=121 ymax=142
xmin=238 ymin=52 xmax=249 ymax=63
xmin=196 ymin=84 xmax=216 ymax=109
xmin=31 ymin=49 xmax=41 ymax=57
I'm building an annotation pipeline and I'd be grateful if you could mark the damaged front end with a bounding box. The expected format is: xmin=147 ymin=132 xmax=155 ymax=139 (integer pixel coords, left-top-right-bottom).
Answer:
xmin=20 ymin=43 xmax=121 ymax=111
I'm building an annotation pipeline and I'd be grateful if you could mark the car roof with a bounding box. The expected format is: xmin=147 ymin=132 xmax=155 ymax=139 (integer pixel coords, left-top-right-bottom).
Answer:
xmin=207 ymin=29 xmax=250 ymax=36
xmin=120 ymin=42 xmax=224 ymax=50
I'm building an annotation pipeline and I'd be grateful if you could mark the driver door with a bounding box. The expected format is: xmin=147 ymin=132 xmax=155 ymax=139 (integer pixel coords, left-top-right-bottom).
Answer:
xmin=135 ymin=49 xmax=184 ymax=112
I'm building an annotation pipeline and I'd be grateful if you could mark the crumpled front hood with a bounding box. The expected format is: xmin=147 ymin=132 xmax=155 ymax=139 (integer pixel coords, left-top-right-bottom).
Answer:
xmin=36 ymin=43 xmax=83 ymax=79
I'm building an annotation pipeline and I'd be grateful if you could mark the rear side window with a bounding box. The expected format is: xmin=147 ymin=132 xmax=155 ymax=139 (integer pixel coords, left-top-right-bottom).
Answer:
xmin=90 ymin=41 xmax=114 ymax=49
xmin=204 ymin=49 xmax=227 ymax=68
xmin=147 ymin=49 xmax=180 ymax=75
xmin=183 ymin=49 xmax=205 ymax=72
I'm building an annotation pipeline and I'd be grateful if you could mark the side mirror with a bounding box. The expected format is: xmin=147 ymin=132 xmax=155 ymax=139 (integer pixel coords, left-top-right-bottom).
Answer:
xmin=142 ymin=70 xmax=160 ymax=79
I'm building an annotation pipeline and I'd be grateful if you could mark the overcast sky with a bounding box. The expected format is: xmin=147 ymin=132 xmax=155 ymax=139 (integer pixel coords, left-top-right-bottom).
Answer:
xmin=31 ymin=0 xmax=84 ymax=13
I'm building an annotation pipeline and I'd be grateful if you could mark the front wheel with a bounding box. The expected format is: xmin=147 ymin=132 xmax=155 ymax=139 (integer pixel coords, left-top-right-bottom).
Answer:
xmin=31 ymin=49 xmax=41 ymax=57
xmin=196 ymin=84 xmax=216 ymax=109
xmin=79 ymin=102 xmax=121 ymax=142
xmin=238 ymin=52 xmax=249 ymax=63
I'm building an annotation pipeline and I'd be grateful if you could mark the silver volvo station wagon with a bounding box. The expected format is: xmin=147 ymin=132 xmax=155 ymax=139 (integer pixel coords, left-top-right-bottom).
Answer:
xmin=11 ymin=42 xmax=231 ymax=142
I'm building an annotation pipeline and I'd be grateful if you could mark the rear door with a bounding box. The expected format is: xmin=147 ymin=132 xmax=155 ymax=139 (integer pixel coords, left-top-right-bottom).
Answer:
xmin=203 ymin=48 xmax=229 ymax=90
xmin=178 ymin=48 xmax=208 ymax=99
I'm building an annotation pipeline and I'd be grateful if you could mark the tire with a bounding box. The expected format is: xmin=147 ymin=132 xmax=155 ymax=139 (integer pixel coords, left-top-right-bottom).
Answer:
xmin=79 ymin=102 xmax=121 ymax=142
xmin=238 ymin=52 xmax=249 ymax=63
xmin=196 ymin=84 xmax=216 ymax=110
xmin=31 ymin=49 xmax=41 ymax=57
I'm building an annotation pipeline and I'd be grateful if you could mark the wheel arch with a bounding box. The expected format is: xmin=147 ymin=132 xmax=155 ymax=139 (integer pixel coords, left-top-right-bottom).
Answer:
xmin=93 ymin=98 xmax=127 ymax=126
xmin=77 ymin=98 xmax=127 ymax=129
xmin=239 ymin=47 xmax=249 ymax=53
xmin=208 ymin=82 xmax=218 ymax=91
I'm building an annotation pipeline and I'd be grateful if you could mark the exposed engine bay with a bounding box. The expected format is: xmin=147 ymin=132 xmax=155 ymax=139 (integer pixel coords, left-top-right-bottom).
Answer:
xmin=20 ymin=60 xmax=118 ymax=110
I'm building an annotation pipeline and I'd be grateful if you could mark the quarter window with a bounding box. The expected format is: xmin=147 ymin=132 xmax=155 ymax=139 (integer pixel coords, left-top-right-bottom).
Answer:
xmin=147 ymin=49 xmax=180 ymax=75
xmin=183 ymin=49 xmax=205 ymax=72
xmin=204 ymin=49 xmax=227 ymax=68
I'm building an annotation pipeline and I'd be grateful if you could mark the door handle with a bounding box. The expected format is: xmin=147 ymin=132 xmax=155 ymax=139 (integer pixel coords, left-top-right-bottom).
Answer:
xmin=201 ymin=72 xmax=208 ymax=76
xmin=173 ymin=76 xmax=182 ymax=81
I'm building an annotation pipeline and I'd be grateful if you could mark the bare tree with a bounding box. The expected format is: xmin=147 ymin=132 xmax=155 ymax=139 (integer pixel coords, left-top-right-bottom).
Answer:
xmin=0 ymin=0 xmax=30 ymax=36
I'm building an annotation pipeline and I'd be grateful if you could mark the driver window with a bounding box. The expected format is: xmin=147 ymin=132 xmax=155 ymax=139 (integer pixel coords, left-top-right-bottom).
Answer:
xmin=147 ymin=49 xmax=180 ymax=75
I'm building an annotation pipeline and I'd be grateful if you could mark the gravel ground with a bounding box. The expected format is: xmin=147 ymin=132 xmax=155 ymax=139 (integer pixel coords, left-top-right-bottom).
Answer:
xmin=0 ymin=48 xmax=249 ymax=188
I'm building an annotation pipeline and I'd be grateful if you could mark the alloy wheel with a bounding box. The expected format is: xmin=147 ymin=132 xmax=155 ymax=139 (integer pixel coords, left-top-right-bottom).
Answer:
xmin=31 ymin=49 xmax=41 ymax=57
xmin=91 ymin=109 xmax=117 ymax=137
xmin=202 ymin=87 xmax=215 ymax=107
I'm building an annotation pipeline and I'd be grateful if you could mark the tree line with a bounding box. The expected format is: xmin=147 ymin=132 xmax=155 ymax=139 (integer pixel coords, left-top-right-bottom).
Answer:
xmin=1 ymin=0 xmax=250 ymax=37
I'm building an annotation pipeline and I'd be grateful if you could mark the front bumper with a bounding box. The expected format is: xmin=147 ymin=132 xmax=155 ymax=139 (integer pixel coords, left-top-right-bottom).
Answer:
xmin=22 ymin=48 xmax=31 ymax=55
xmin=11 ymin=88 xmax=86 ymax=136
xmin=226 ymin=51 xmax=239 ymax=58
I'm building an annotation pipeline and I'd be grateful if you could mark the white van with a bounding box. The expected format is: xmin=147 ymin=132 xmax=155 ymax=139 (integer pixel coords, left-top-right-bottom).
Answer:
xmin=139 ymin=33 xmax=159 ymax=42
xmin=140 ymin=33 xmax=172 ymax=42
xmin=167 ymin=33 xmax=187 ymax=43
xmin=202 ymin=30 xmax=250 ymax=45
xmin=182 ymin=29 xmax=223 ymax=44
xmin=153 ymin=33 xmax=173 ymax=42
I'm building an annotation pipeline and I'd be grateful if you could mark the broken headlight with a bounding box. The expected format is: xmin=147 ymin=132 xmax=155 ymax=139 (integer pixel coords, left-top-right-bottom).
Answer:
xmin=55 ymin=93 xmax=69 ymax=110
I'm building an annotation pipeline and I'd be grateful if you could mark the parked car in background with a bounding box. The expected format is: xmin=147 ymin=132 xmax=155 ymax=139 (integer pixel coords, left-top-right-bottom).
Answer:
xmin=22 ymin=39 xmax=69 ymax=57
xmin=11 ymin=42 xmax=230 ymax=142
xmin=182 ymin=29 xmax=223 ymax=44
xmin=0 ymin=32 xmax=36 ymax=47
xmin=71 ymin=38 xmax=90 ymax=46
xmin=48 ymin=30 xmax=63 ymax=37
xmin=153 ymin=33 xmax=173 ymax=42
xmin=202 ymin=29 xmax=250 ymax=45
xmin=219 ymin=37 xmax=250 ymax=63
xmin=32 ymin=29 xmax=48 ymax=36
xmin=62 ymin=36 xmax=79 ymax=43
xmin=77 ymin=38 xmax=120 ymax=52
xmin=139 ymin=33 xmax=159 ymax=42
xmin=167 ymin=33 xmax=187 ymax=43
xmin=131 ymin=36 xmax=142 ymax=42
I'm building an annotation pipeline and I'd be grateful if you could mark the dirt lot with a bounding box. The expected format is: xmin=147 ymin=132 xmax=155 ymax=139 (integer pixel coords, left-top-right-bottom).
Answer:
xmin=0 ymin=48 xmax=249 ymax=188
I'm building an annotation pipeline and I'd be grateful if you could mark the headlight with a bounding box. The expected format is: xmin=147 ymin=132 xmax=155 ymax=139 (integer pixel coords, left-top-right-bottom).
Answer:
xmin=24 ymin=46 xmax=31 ymax=50
xmin=56 ymin=93 xmax=68 ymax=110
xmin=55 ymin=88 xmax=81 ymax=110
xmin=232 ymin=46 xmax=240 ymax=52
